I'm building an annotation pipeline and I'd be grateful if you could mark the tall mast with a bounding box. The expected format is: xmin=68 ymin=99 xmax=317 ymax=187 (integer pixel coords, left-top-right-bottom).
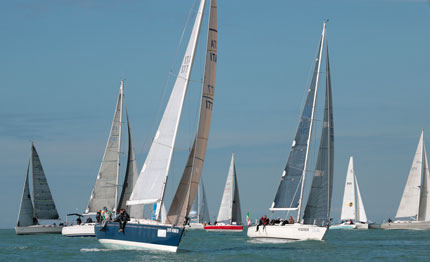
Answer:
xmin=296 ymin=21 xmax=327 ymax=222
xmin=114 ymin=80 xmax=124 ymax=214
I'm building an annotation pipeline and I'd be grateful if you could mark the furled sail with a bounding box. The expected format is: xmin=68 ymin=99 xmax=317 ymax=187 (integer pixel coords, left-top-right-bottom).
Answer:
xmin=31 ymin=144 xmax=59 ymax=220
xmin=166 ymin=0 xmax=217 ymax=226
xmin=118 ymin=110 xmax=144 ymax=218
xmin=418 ymin=145 xmax=430 ymax=221
xmin=85 ymin=81 xmax=123 ymax=214
xmin=271 ymin=23 xmax=325 ymax=211
xmin=396 ymin=131 xmax=424 ymax=218
xmin=17 ymin=159 xmax=36 ymax=227
xmin=339 ymin=157 xmax=356 ymax=221
xmin=303 ymin=39 xmax=334 ymax=227
xmin=216 ymin=154 xmax=242 ymax=224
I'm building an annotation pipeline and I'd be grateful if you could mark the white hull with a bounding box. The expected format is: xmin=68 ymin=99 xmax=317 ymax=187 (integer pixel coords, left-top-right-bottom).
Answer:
xmin=98 ymin=238 xmax=178 ymax=252
xmin=247 ymin=223 xmax=327 ymax=241
xmin=330 ymin=222 xmax=368 ymax=230
xmin=185 ymin=223 xmax=205 ymax=230
xmin=62 ymin=223 xmax=96 ymax=237
xmin=381 ymin=220 xmax=430 ymax=230
xmin=15 ymin=225 xmax=63 ymax=235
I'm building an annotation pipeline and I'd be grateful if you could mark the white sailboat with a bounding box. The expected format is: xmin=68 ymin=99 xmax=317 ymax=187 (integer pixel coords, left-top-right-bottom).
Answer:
xmin=187 ymin=177 xmax=211 ymax=229
xmin=247 ymin=21 xmax=334 ymax=241
xmin=15 ymin=143 xmax=63 ymax=235
xmin=62 ymin=80 xmax=142 ymax=237
xmin=205 ymin=153 xmax=243 ymax=231
xmin=331 ymin=156 xmax=369 ymax=229
xmin=381 ymin=131 xmax=430 ymax=230
xmin=95 ymin=0 xmax=217 ymax=252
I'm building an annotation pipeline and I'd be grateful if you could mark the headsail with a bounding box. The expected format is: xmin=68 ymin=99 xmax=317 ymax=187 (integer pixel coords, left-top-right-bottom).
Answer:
xmin=189 ymin=178 xmax=211 ymax=223
xmin=118 ymin=110 xmax=144 ymax=218
xmin=355 ymin=175 xmax=367 ymax=223
xmin=85 ymin=81 xmax=123 ymax=214
xmin=31 ymin=144 xmax=59 ymax=220
xmin=271 ymin=22 xmax=326 ymax=216
xmin=418 ymin=145 xmax=430 ymax=221
xmin=166 ymin=0 xmax=217 ymax=226
xmin=396 ymin=131 xmax=424 ymax=218
xmin=339 ymin=157 xmax=356 ymax=222
xmin=216 ymin=154 xmax=241 ymax=224
xmin=303 ymin=37 xmax=334 ymax=227
xmin=17 ymin=159 xmax=36 ymax=227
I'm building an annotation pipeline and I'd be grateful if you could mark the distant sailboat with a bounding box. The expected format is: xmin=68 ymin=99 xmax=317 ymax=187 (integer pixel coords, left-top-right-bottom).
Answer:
xmin=15 ymin=143 xmax=62 ymax=235
xmin=95 ymin=0 xmax=217 ymax=252
xmin=331 ymin=156 xmax=369 ymax=229
xmin=381 ymin=131 xmax=430 ymax=230
xmin=187 ymin=178 xmax=211 ymax=229
xmin=62 ymin=80 xmax=142 ymax=237
xmin=204 ymin=154 xmax=243 ymax=232
xmin=247 ymin=21 xmax=334 ymax=241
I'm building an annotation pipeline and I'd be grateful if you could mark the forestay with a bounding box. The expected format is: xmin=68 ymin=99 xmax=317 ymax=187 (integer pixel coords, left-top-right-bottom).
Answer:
xmin=32 ymin=144 xmax=59 ymax=220
xmin=17 ymin=160 xmax=35 ymax=227
xmin=85 ymin=82 xmax=123 ymax=214
xmin=166 ymin=0 xmax=217 ymax=226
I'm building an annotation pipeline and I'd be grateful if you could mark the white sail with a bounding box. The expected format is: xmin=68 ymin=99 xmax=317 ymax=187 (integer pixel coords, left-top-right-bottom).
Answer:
xmin=17 ymin=159 xmax=35 ymax=227
xmin=85 ymin=81 xmax=123 ymax=214
xmin=340 ymin=156 xmax=356 ymax=221
xmin=355 ymin=175 xmax=368 ymax=223
xmin=418 ymin=145 xmax=430 ymax=221
xmin=216 ymin=154 xmax=241 ymax=224
xmin=396 ymin=131 xmax=424 ymax=218
xmin=128 ymin=0 xmax=206 ymax=222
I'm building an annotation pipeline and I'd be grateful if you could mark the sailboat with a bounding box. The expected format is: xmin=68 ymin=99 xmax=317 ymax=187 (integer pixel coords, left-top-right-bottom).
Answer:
xmin=62 ymin=80 xmax=142 ymax=237
xmin=381 ymin=131 xmax=430 ymax=230
xmin=95 ymin=0 xmax=217 ymax=252
xmin=330 ymin=156 xmax=369 ymax=229
xmin=247 ymin=21 xmax=334 ymax=241
xmin=187 ymin=177 xmax=211 ymax=229
xmin=15 ymin=143 xmax=63 ymax=235
xmin=204 ymin=154 xmax=243 ymax=232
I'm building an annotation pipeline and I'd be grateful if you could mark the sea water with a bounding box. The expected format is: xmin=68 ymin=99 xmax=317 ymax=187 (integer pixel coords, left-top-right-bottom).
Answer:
xmin=1 ymin=228 xmax=429 ymax=261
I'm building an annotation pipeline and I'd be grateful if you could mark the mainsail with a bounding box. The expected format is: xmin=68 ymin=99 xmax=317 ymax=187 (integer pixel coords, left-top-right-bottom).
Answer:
xmin=32 ymin=144 xmax=59 ymax=220
xmin=216 ymin=154 xmax=242 ymax=224
xmin=396 ymin=131 xmax=424 ymax=219
xmin=166 ymin=0 xmax=217 ymax=226
xmin=85 ymin=81 xmax=123 ymax=214
xmin=17 ymin=159 xmax=36 ymax=227
xmin=118 ymin=110 xmax=144 ymax=218
xmin=271 ymin=22 xmax=326 ymax=219
xmin=339 ymin=157 xmax=356 ymax=221
xmin=303 ymin=38 xmax=334 ymax=227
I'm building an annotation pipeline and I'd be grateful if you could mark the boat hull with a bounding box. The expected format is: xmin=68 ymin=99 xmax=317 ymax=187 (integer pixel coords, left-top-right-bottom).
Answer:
xmin=330 ymin=223 xmax=368 ymax=230
xmin=62 ymin=223 xmax=96 ymax=237
xmin=15 ymin=225 xmax=63 ymax=235
xmin=95 ymin=222 xmax=184 ymax=252
xmin=204 ymin=225 xmax=243 ymax=232
xmin=185 ymin=222 xmax=205 ymax=230
xmin=247 ymin=223 xmax=327 ymax=241
xmin=381 ymin=221 xmax=430 ymax=230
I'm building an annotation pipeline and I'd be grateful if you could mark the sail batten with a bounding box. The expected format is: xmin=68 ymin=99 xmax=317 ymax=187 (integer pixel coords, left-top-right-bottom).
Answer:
xmin=165 ymin=0 xmax=217 ymax=226
xmin=31 ymin=144 xmax=59 ymax=220
xmin=85 ymin=82 xmax=123 ymax=214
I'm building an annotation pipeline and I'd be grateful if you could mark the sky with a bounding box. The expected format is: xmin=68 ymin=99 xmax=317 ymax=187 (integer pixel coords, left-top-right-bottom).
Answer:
xmin=1 ymin=0 xmax=429 ymax=228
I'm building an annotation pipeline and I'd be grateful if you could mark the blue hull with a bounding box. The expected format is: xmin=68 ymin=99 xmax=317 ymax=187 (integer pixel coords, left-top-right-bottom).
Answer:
xmin=95 ymin=222 xmax=184 ymax=252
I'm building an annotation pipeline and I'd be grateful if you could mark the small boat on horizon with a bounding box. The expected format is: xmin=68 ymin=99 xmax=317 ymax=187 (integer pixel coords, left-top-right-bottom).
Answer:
xmin=330 ymin=156 xmax=370 ymax=230
xmin=381 ymin=130 xmax=430 ymax=230
xmin=204 ymin=154 xmax=243 ymax=232
xmin=15 ymin=143 xmax=63 ymax=235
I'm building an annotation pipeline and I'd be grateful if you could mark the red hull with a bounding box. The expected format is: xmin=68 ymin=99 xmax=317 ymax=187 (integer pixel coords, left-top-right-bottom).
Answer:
xmin=204 ymin=225 xmax=243 ymax=232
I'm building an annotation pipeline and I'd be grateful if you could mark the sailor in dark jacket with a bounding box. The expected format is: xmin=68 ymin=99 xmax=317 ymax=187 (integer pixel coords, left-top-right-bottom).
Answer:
xmin=116 ymin=209 xmax=130 ymax=232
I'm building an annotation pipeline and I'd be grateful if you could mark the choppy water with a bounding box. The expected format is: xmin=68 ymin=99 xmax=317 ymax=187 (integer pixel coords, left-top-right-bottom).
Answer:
xmin=1 ymin=228 xmax=429 ymax=261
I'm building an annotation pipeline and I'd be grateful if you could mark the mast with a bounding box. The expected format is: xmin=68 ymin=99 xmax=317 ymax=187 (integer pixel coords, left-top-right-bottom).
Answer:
xmin=128 ymin=0 xmax=207 ymax=222
xmin=296 ymin=21 xmax=327 ymax=222
xmin=114 ymin=80 xmax=124 ymax=214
